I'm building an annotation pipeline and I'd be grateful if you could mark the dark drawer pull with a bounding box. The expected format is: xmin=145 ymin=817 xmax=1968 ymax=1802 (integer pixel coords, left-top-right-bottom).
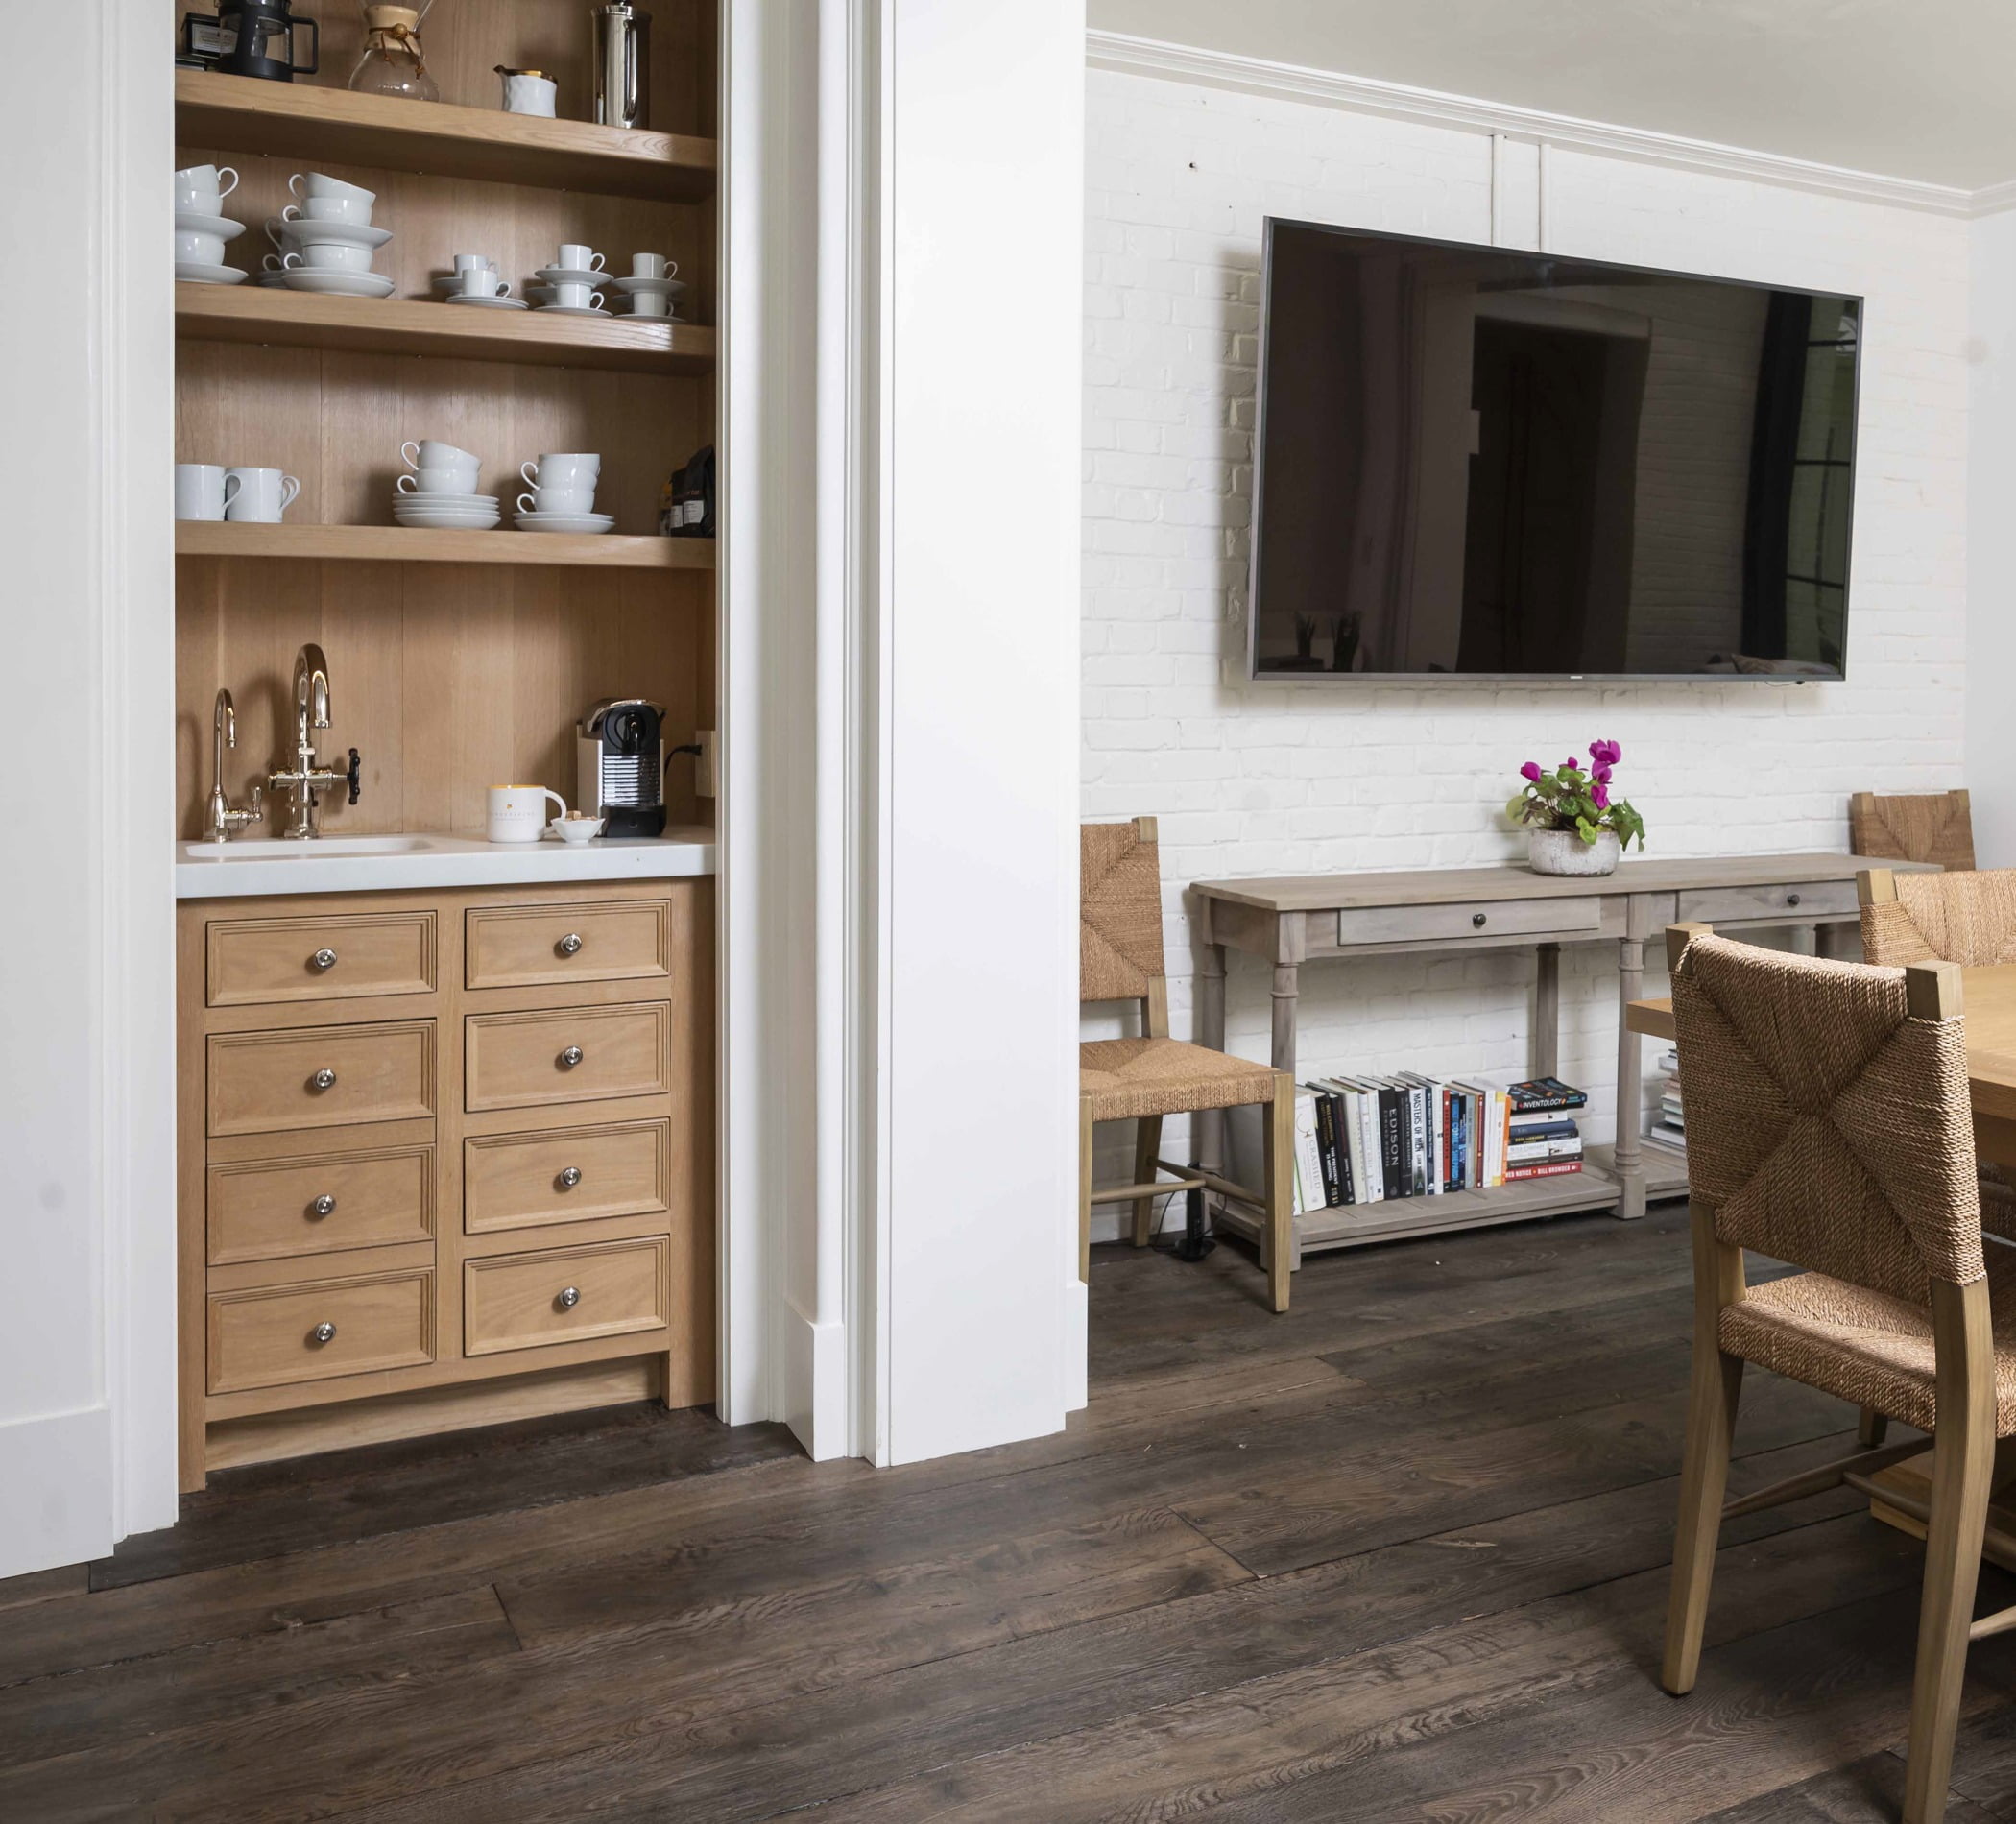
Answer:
xmin=1472 ymin=912 xmax=1487 ymax=928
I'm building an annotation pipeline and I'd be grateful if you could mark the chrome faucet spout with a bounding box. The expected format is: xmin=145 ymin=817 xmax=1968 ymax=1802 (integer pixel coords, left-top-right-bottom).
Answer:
xmin=270 ymin=644 xmax=359 ymax=840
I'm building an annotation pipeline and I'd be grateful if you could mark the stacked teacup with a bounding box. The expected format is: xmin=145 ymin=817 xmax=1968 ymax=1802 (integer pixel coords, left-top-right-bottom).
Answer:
xmin=515 ymin=452 xmax=612 ymax=535
xmin=611 ymin=252 xmax=685 ymax=320
xmin=529 ymin=245 xmax=612 ymax=316
xmin=175 ymin=164 xmax=248 ymax=285
xmin=394 ymin=441 xmax=499 ymax=532
xmin=261 ymin=174 xmax=395 ymax=299
xmin=433 ymin=252 xmax=526 ymax=309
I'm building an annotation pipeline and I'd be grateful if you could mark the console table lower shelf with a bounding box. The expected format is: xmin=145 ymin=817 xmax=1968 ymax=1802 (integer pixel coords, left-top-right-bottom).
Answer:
xmin=1211 ymin=1141 xmax=1692 ymax=1256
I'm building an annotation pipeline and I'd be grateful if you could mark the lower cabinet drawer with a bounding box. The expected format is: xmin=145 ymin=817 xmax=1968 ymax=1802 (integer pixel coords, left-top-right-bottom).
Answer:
xmin=208 ymin=1145 xmax=435 ymax=1265
xmin=464 ymin=1236 xmax=669 ymax=1356
xmin=207 ymin=1270 xmax=435 ymax=1394
xmin=465 ymin=900 xmax=672 ymax=991
xmin=464 ymin=1003 xmax=671 ymax=1112
xmin=1675 ymin=881 xmax=1859 ymax=924
xmin=207 ymin=910 xmax=437 ymax=1008
xmin=464 ymin=1120 xmax=670 ymax=1235
xmin=207 ymin=1020 xmax=436 ymax=1138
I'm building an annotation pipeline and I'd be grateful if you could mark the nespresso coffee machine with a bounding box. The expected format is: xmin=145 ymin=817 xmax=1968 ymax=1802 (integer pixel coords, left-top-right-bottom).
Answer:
xmin=576 ymin=698 xmax=666 ymax=837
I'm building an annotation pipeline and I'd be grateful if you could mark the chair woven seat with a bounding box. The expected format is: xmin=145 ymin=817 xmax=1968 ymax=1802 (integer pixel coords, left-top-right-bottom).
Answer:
xmin=1722 ymin=1252 xmax=2016 ymax=1436
xmin=1079 ymin=1037 xmax=1278 ymax=1123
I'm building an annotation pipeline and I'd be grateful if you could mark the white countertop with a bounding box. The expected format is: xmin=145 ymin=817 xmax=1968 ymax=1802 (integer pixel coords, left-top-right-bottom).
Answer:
xmin=175 ymin=828 xmax=718 ymax=899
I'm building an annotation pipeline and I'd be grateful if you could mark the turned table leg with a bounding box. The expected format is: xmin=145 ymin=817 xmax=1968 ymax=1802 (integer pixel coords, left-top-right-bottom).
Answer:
xmin=1613 ymin=898 xmax=1649 ymax=1220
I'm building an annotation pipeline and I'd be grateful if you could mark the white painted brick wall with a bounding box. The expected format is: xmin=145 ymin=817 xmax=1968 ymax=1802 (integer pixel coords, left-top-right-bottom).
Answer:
xmin=1081 ymin=67 xmax=1971 ymax=1237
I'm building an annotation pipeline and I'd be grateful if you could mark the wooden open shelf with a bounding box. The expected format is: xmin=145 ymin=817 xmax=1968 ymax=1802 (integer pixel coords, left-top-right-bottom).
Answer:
xmin=175 ymin=522 xmax=716 ymax=569
xmin=176 ymin=283 xmax=714 ymax=376
xmin=176 ymin=70 xmax=716 ymax=203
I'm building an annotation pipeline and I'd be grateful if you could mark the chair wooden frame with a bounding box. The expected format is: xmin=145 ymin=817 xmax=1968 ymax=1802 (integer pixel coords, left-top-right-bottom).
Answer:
xmin=1080 ymin=817 xmax=1296 ymax=1313
xmin=1659 ymin=921 xmax=2006 ymax=1824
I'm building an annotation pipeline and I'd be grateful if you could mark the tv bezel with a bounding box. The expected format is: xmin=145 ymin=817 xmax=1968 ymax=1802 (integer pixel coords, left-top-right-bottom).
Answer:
xmin=1245 ymin=215 xmax=1865 ymax=684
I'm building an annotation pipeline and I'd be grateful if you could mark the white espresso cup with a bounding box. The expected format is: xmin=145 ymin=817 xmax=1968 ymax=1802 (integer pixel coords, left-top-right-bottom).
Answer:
xmin=486 ymin=784 xmax=567 ymax=844
xmin=224 ymin=467 xmax=301 ymax=523
xmin=175 ymin=228 xmax=228 ymax=267
xmin=519 ymin=453 xmax=601 ymax=490
xmin=549 ymin=282 xmax=604 ymax=312
xmin=630 ymin=253 xmax=678 ymax=280
xmin=175 ymin=163 xmax=238 ymax=210
xmin=455 ymin=268 xmax=509 ymax=299
xmin=290 ymin=172 xmax=375 ymax=205
xmin=503 ymin=73 xmax=558 ymax=117
xmin=557 ymin=243 xmax=606 ymax=274
xmin=628 ymin=290 xmax=669 ymax=319
xmin=452 ymin=252 xmax=493 ymax=274
xmin=284 ymin=243 xmax=372 ymax=275
xmin=174 ymin=464 xmax=240 ymax=522
xmin=517 ymin=486 xmax=593 ymax=516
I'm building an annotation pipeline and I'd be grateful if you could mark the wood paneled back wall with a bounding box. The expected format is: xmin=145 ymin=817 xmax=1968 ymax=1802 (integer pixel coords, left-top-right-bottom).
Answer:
xmin=171 ymin=0 xmax=717 ymax=842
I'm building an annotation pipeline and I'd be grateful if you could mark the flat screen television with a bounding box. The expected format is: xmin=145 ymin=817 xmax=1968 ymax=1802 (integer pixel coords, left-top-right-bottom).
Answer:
xmin=1249 ymin=218 xmax=1861 ymax=682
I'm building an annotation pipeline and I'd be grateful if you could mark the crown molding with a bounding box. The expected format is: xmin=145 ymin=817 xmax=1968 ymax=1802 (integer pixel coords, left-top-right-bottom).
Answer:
xmin=1087 ymin=30 xmax=2005 ymax=220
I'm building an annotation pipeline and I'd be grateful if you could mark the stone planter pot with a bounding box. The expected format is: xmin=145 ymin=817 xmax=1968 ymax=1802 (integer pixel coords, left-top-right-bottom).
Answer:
xmin=1528 ymin=828 xmax=1620 ymax=876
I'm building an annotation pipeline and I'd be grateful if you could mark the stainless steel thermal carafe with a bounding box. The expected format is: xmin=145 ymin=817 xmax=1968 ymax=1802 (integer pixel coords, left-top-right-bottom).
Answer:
xmin=591 ymin=3 xmax=650 ymax=130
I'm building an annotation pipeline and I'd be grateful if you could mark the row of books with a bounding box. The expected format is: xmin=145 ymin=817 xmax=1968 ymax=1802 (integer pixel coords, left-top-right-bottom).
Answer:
xmin=1644 ymin=1046 xmax=1685 ymax=1155
xmin=1292 ymin=1075 xmax=1587 ymax=1211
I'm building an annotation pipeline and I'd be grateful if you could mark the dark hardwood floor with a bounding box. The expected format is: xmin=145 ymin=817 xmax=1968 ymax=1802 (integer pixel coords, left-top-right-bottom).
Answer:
xmin=6 ymin=1201 xmax=2016 ymax=1821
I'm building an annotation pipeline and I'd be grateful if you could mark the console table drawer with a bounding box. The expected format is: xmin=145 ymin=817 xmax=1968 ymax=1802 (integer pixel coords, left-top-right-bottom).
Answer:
xmin=1335 ymin=896 xmax=1601 ymax=948
xmin=1676 ymin=881 xmax=1857 ymax=924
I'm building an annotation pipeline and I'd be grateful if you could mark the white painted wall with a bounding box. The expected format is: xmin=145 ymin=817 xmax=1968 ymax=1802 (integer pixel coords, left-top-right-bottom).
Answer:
xmin=0 ymin=5 xmax=177 ymax=1577
xmin=1081 ymin=63 xmax=1973 ymax=1218
xmin=1969 ymin=207 xmax=2016 ymax=870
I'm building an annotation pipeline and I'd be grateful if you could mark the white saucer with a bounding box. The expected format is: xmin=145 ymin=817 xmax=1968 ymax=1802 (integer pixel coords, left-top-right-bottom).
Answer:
xmin=176 ymin=261 xmax=248 ymax=286
xmin=534 ymin=303 xmax=612 ymax=317
xmin=281 ymin=271 xmax=396 ymax=298
xmin=267 ymin=219 xmax=394 ymax=252
xmin=533 ymin=265 xmax=612 ymax=287
xmin=610 ymin=275 xmax=687 ymax=296
xmin=176 ymin=209 xmax=247 ymax=240
xmin=396 ymin=494 xmax=498 ymax=509
xmin=443 ymin=294 xmax=528 ymax=309
xmin=395 ymin=509 xmax=502 ymax=530
xmin=515 ymin=511 xmax=615 ymax=534
xmin=434 ymin=273 xmax=504 ymax=290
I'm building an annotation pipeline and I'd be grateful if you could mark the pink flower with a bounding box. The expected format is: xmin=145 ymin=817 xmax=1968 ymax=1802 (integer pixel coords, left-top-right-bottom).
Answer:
xmin=1590 ymin=738 xmax=1622 ymax=766
xmin=1520 ymin=761 xmax=1543 ymax=782
xmin=1562 ymin=756 xmax=1581 ymax=772
xmin=1593 ymin=762 xmax=1614 ymax=784
xmin=1593 ymin=783 xmax=1611 ymax=809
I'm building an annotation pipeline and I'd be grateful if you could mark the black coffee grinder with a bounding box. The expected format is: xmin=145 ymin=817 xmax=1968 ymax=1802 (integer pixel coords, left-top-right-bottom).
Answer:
xmin=181 ymin=0 xmax=320 ymax=80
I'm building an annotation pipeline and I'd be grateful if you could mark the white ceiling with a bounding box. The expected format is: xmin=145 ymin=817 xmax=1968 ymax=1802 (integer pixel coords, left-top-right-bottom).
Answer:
xmin=1087 ymin=0 xmax=2016 ymax=192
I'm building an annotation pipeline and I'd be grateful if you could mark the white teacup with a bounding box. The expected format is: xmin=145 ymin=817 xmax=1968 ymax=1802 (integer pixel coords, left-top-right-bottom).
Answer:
xmin=175 ymin=163 xmax=238 ymax=210
xmin=519 ymin=453 xmax=601 ymax=489
xmin=486 ymin=784 xmax=567 ymax=844
xmin=630 ymin=253 xmax=678 ymax=280
xmin=280 ymin=195 xmax=373 ymax=228
xmin=451 ymin=252 xmax=493 ymax=274
xmin=224 ymin=468 xmax=300 ymax=524
xmin=284 ymin=243 xmax=372 ymax=275
xmin=174 ymin=464 xmax=239 ymax=522
xmin=628 ymin=291 xmax=669 ymax=319
xmin=557 ymin=243 xmax=606 ymax=274
xmin=401 ymin=440 xmax=480 ymax=477
xmin=553 ymin=812 xmax=604 ymax=844
xmin=397 ymin=469 xmax=480 ymax=496
xmin=550 ymin=282 xmax=604 ymax=312
xmin=517 ymin=486 xmax=594 ymax=516
xmin=503 ymin=73 xmax=558 ymax=117
xmin=175 ymin=228 xmax=228 ymax=267
xmin=290 ymin=172 xmax=375 ymax=205
xmin=454 ymin=268 xmax=509 ymax=300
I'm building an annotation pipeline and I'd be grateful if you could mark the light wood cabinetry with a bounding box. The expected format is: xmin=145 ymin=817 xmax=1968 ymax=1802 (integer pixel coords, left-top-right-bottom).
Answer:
xmin=206 ymin=907 xmax=438 ymax=1006
xmin=177 ymin=878 xmax=714 ymax=1487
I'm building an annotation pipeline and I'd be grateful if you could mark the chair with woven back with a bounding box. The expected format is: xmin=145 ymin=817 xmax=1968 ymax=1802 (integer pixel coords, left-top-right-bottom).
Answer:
xmin=1080 ymin=818 xmax=1295 ymax=1311
xmin=1852 ymin=788 xmax=1977 ymax=873
xmin=1660 ymin=922 xmax=2016 ymax=1824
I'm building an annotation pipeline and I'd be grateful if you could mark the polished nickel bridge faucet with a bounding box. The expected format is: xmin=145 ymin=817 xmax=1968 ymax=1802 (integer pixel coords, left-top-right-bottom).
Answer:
xmin=204 ymin=688 xmax=266 ymax=843
xmin=264 ymin=644 xmax=362 ymax=840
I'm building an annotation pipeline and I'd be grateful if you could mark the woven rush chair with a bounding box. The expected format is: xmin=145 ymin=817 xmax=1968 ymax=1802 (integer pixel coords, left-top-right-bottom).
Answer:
xmin=1660 ymin=923 xmax=2016 ymax=1824
xmin=1862 ymin=867 xmax=2016 ymax=1246
xmin=1853 ymin=788 xmax=1977 ymax=873
xmin=1080 ymin=818 xmax=1295 ymax=1312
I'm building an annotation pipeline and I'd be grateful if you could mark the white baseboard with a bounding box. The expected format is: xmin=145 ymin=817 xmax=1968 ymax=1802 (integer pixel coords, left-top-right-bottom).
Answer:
xmin=780 ymin=1301 xmax=852 ymax=1460
xmin=0 ymin=1405 xmax=112 ymax=1580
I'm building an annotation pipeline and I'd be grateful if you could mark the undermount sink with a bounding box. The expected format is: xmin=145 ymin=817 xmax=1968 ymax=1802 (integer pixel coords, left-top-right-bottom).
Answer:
xmin=183 ymin=835 xmax=439 ymax=859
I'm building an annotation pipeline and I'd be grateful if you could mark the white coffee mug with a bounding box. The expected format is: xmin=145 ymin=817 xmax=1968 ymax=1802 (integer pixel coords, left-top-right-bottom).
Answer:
xmin=455 ymin=268 xmax=509 ymax=299
xmin=174 ymin=464 xmax=240 ymax=522
xmin=175 ymin=228 xmax=228 ymax=267
xmin=290 ymin=172 xmax=375 ymax=205
xmin=628 ymin=291 xmax=669 ymax=319
xmin=550 ymin=282 xmax=604 ymax=312
xmin=557 ymin=244 xmax=606 ymax=274
xmin=175 ymin=163 xmax=238 ymax=208
xmin=503 ymin=73 xmax=558 ymax=117
xmin=224 ymin=467 xmax=301 ymax=524
xmin=486 ymin=784 xmax=567 ymax=844
xmin=630 ymin=253 xmax=678 ymax=280
xmin=397 ymin=469 xmax=479 ymax=496
xmin=519 ymin=453 xmax=601 ymax=489
xmin=284 ymin=243 xmax=372 ymax=275
xmin=517 ymin=486 xmax=593 ymax=516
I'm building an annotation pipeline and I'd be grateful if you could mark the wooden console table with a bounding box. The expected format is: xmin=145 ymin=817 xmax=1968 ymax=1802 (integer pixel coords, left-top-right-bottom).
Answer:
xmin=1190 ymin=852 xmax=1937 ymax=1257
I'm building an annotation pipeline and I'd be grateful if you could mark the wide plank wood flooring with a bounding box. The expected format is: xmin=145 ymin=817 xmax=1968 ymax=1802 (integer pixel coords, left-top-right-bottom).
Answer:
xmin=7 ymin=1202 xmax=2016 ymax=1820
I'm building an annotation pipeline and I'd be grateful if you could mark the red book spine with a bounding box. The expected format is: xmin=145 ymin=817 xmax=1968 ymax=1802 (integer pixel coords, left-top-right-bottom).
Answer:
xmin=1503 ymin=1160 xmax=1584 ymax=1183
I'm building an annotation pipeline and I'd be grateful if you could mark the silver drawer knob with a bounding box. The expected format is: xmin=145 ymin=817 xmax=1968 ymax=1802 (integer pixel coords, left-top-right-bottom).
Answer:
xmin=309 ymin=1194 xmax=337 ymax=1218
xmin=557 ymin=932 xmax=584 ymax=956
xmin=557 ymin=1285 xmax=581 ymax=1309
xmin=558 ymin=1045 xmax=584 ymax=1069
xmin=309 ymin=1068 xmax=338 ymax=1092
xmin=310 ymin=948 xmax=339 ymax=972
xmin=558 ymin=1165 xmax=583 ymax=1189
xmin=309 ymin=1321 xmax=337 ymax=1345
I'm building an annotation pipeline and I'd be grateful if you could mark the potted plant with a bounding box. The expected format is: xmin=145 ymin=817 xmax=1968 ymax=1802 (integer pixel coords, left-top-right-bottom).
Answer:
xmin=1505 ymin=739 xmax=1646 ymax=876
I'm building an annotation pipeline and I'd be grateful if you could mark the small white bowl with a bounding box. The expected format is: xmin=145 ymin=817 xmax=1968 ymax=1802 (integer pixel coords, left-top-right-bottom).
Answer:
xmin=553 ymin=815 xmax=604 ymax=844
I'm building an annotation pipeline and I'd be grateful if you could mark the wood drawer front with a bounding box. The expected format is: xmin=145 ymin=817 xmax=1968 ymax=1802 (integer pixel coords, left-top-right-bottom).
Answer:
xmin=208 ymin=1270 xmax=434 ymax=1394
xmin=1675 ymin=881 xmax=1859 ymax=924
xmin=1335 ymin=896 xmax=1601 ymax=948
xmin=465 ymin=900 xmax=671 ymax=991
xmin=464 ymin=1236 xmax=669 ymax=1356
xmin=464 ymin=1120 xmax=669 ymax=1235
xmin=207 ymin=910 xmax=437 ymax=1008
xmin=465 ymin=1003 xmax=670 ymax=1113
xmin=207 ymin=1020 xmax=436 ymax=1139
xmin=208 ymin=1145 xmax=435 ymax=1265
